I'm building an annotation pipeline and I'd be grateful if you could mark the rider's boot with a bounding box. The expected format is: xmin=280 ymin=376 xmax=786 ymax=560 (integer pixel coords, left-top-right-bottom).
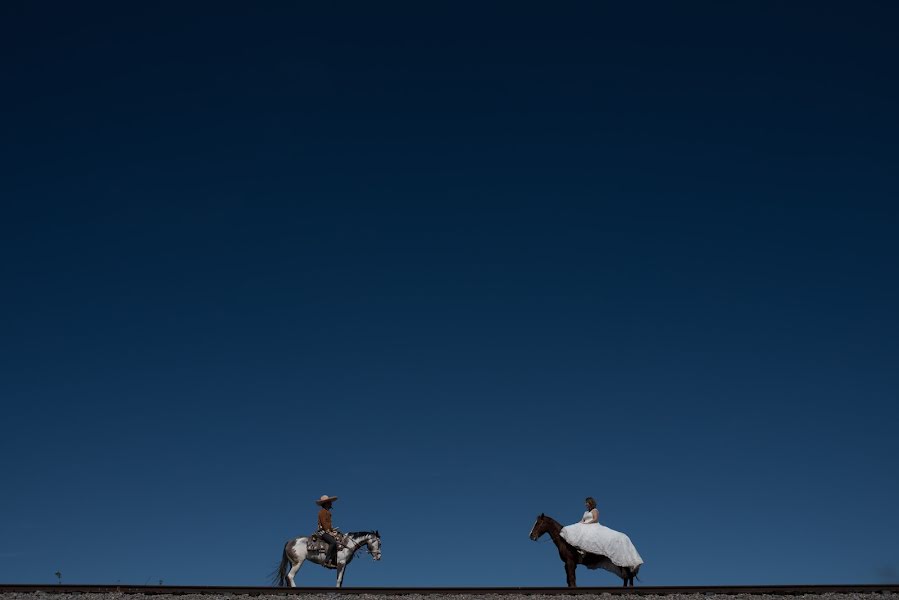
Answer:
xmin=325 ymin=547 xmax=338 ymax=568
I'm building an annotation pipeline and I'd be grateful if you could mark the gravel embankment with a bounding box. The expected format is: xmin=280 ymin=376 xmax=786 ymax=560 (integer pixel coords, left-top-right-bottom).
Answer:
xmin=1 ymin=593 xmax=895 ymax=600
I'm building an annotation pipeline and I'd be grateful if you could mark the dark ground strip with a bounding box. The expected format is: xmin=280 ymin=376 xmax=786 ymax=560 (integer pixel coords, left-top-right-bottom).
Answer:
xmin=0 ymin=586 xmax=897 ymax=595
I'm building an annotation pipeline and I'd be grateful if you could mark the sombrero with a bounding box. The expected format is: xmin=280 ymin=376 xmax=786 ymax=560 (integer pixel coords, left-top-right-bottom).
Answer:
xmin=316 ymin=494 xmax=338 ymax=506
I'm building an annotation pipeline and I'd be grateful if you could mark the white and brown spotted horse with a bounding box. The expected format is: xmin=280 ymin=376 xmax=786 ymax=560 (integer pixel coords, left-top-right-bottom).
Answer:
xmin=274 ymin=530 xmax=381 ymax=587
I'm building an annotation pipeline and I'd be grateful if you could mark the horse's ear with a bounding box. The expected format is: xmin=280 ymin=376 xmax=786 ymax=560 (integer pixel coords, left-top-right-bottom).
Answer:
xmin=540 ymin=512 xmax=544 ymax=517
xmin=375 ymin=530 xmax=379 ymax=536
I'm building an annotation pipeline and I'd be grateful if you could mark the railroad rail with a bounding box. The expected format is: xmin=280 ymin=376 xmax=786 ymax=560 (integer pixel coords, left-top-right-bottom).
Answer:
xmin=0 ymin=585 xmax=897 ymax=595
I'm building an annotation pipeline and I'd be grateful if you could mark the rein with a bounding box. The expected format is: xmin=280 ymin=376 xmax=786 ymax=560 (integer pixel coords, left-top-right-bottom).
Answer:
xmin=342 ymin=534 xmax=379 ymax=559
xmin=534 ymin=529 xmax=554 ymax=543
xmin=533 ymin=519 xmax=562 ymax=544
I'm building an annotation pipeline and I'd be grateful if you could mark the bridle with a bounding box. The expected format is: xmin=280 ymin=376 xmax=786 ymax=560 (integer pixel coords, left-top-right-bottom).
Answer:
xmin=346 ymin=533 xmax=381 ymax=560
xmin=530 ymin=517 xmax=553 ymax=544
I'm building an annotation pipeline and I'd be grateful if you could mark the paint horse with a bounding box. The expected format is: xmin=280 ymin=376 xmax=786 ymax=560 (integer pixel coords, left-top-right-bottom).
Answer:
xmin=274 ymin=530 xmax=381 ymax=588
xmin=529 ymin=514 xmax=639 ymax=587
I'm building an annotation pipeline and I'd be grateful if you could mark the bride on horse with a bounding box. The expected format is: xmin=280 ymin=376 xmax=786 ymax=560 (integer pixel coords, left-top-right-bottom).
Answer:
xmin=560 ymin=497 xmax=643 ymax=572
xmin=530 ymin=496 xmax=643 ymax=587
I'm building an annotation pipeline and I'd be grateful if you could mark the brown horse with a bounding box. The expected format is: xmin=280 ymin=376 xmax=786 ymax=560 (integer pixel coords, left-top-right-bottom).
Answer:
xmin=529 ymin=513 xmax=639 ymax=588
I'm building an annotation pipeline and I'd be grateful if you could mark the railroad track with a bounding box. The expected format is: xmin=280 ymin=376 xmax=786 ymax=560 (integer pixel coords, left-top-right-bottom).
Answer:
xmin=0 ymin=585 xmax=897 ymax=595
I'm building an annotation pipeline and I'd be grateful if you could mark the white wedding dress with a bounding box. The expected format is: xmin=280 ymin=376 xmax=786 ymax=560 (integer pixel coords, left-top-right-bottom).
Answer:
xmin=560 ymin=511 xmax=644 ymax=570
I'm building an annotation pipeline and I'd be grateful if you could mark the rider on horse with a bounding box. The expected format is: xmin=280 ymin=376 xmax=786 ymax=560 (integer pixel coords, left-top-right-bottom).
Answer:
xmin=316 ymin=494 xmax=339 ymax=568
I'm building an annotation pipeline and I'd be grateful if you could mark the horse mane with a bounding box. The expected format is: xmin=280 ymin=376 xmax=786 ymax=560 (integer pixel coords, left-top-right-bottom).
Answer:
xmin=540 ymin=515 xmax=563 ymax=531
xmin=347 ymin=530 xmax=378 ymax=538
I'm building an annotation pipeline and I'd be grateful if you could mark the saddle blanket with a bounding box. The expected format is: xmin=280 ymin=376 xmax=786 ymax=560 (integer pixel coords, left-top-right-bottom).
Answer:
xmin=306 ymin=536 xmax=329 ymax=554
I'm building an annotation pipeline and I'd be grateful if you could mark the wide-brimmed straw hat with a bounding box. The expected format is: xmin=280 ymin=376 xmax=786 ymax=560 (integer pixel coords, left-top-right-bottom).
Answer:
xmin=316 ymin=494 xmax=338 ymax=506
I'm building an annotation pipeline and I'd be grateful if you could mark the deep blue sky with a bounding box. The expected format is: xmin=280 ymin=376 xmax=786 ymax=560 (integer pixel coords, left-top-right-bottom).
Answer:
xmin=2 ymin=1 xmax=898 ymax=588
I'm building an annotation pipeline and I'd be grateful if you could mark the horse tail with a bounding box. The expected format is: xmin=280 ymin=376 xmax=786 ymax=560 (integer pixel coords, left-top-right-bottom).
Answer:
xmin=272 ymin=545 xmax=290 ymax=587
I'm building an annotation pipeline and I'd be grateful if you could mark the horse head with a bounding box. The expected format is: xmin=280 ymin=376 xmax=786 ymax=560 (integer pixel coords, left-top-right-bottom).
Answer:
xmin=366 ymin=531 xmax=382 ymax=561
xmin=529 ymin=513 xmax=549 ymax=541
xmin=349 ymin=530 xmax=381 ymax=561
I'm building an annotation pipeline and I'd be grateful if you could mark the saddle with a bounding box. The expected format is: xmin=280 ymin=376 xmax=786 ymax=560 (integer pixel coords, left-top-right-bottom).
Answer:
xmin=307 ymin=530 xmax=349 ymax=554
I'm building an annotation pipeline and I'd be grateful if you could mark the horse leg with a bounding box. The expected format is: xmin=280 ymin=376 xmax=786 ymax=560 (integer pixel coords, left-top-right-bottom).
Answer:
xmin=336 ymin=562 xmax=346 ymax=588
xmin=565 ymin=560 xmax=577 ymax=588
xmin=287 ymin=558 xmax=304 ymax=588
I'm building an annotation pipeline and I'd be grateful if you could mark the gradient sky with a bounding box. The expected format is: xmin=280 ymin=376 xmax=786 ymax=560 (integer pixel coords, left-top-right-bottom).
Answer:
xmin=1 ymin=1 xmax=898 ymax=588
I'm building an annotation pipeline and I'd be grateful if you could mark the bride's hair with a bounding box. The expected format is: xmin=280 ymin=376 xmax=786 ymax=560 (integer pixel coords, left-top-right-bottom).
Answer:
xmin=585 ymin=497 xmax=597 ymax=510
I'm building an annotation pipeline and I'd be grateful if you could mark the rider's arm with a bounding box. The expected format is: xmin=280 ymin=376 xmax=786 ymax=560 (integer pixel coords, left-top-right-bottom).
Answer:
xmin=591 ymin=508 xmax=599 ymax=523
xmin=319 ymin=509 xmax=333 ymax=530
